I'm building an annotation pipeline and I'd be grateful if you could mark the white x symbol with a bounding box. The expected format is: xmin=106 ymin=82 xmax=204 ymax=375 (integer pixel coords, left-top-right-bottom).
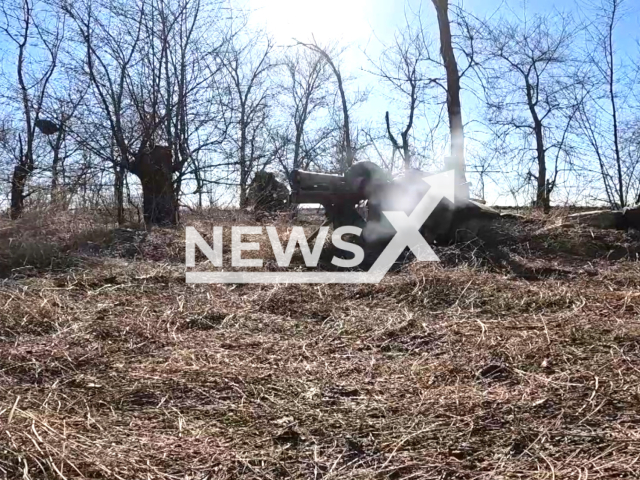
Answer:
xmin=368 ymin=170 xmax=455 ymax=274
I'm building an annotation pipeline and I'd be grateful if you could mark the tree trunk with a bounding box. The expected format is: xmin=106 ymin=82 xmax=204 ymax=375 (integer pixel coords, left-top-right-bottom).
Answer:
xmin=336 ymin=69 xmax=353 ymax=172
xmin=304 ymin=45 xmax=352 ymax=172
xmin=525 ymin=76 xmax=550 ymax=213
xmin=401 ymin=131 xmax=410 ymax=171
xmin=239 ymin=163 xmax=249 ymax=208
xmin=51 ymin=155 xmax=59 ymax=204
xmin=432 ymin=0 xmax=467 ymax=200
xmin=114 ymin=164 xmax=125 ymax=225
xmin=324 ymin=58 xmax=352 ymax=172
xmin=51 ymin=130 xmax=64 ymax=206
xmin=193 ymin=164 xmax=203 ymax=210
xmin=607 ymin=8 xmax=625 ymax=208
xmin=129 ymin=145 xmax=177 ymax=225
xmin=238 ymin=110 xmax=249 ymax=208
xmin=10 ymin=162 xmax=32 ymax=220
xmin=293 ymin=124 xmax=303 ymax=171
xmin=533 ymin=119 xmax=548 ymax=212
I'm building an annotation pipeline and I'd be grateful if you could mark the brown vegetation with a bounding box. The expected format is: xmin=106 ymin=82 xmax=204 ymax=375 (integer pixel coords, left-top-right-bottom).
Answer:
xmin=0 ymin=211 xmax=639 ymax=478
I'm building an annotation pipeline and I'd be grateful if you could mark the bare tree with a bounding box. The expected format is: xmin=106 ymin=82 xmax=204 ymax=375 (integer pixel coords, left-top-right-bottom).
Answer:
xmin=135 ymin=0 xmax=229 ymax=212
xmin=46 ymin=84 xmax=86 ymax=206
xmin=62 ymin=0 xmax=150 ymax=223
xmin=1 ymin=0 xmax=63 ymax=218
xmin=275 ymin=46 xmax=334 ymax=182
xmin=578 ymin=0 xmax=640 ymax=208
xmin=476 ymin=11 xmax=580 ymax=212
xmin=368 ymin=12 xmax=442 ymax=171
xmin=220 ymin=31 xmax=275 ymax=207
xmin=63 ymin=0 xmax=227 ymax=223
xmin=297 ymin=39 xmax=356 ymax=173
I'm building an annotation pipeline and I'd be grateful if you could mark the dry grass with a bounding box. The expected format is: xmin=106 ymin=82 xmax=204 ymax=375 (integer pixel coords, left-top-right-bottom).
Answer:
xmin=0 ymin=209 xmax=120 ymax=276
xmin=1 ymin=208 xmax=640 ymax=479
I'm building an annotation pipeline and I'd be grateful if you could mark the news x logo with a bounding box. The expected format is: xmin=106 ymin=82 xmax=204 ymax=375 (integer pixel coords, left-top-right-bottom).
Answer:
xmin=185 ymin=170 xmax=455 ymax=284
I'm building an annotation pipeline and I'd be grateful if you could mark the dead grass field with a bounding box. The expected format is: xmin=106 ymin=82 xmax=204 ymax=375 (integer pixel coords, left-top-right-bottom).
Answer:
xmin=1 ymin=208 xmax=640 ymax=479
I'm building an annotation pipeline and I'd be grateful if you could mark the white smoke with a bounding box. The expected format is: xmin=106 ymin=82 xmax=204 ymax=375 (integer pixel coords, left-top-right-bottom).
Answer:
xmin=361 ymin=170 xmax=432 ymax=244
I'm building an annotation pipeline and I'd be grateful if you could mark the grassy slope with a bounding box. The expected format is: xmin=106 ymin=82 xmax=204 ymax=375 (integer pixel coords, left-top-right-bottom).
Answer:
xmin=1 ymin=209 xmax=640 ymax=479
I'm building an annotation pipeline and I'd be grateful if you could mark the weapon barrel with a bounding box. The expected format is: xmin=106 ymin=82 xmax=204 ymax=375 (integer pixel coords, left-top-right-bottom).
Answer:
xmin=291 ymin=170 xmax=363 ymax=205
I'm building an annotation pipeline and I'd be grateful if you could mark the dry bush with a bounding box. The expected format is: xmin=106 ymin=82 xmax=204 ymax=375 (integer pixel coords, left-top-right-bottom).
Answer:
xmin=0 ymin=208 xmax=119 ymax=276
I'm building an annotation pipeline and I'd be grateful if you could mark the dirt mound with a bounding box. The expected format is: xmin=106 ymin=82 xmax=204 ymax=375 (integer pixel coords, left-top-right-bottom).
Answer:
xmin=434 ymin=215 xmax=640 ymax=276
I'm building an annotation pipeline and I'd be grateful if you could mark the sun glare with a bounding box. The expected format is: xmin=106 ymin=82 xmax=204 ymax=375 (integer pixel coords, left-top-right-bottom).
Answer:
xmin=249 ymin=0 xmax=371 ymax=44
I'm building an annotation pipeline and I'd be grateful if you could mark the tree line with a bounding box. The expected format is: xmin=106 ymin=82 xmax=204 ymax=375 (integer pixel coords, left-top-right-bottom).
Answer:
xmin=0 ymin=0 xmax=638 ymax=224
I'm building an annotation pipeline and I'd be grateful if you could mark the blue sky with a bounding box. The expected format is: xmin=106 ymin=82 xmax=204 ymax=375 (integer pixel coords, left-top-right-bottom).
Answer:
xmin=1 ymin=0 xmax=638 ymax=205
xmin=246 ymin=0 xmax=639 ymax=72
xmin=246 ymin=0 xmax=640 ymax=204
